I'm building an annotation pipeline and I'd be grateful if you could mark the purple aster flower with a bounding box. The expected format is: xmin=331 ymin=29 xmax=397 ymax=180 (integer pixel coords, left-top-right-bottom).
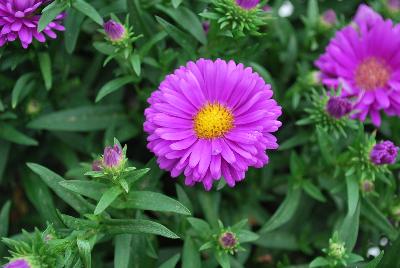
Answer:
xmin=92 ymin=159 xmax=102 ymax=171
xmin=103 ymin=144 xmax=123 ymax=168
xmin=0 ymin=0 xmax=65 ymax=48
xmin=144 ymin=59 xmax=282 ymax=190
xmin=219 ymin=231 xmax=237 ymax=249
xmin=315 ymin=5 xmax=400 ymax=126
xmin=370 ymin=141 xmax=399 ymax=165
xmin=103 ymin=20 xmax=126 ymax=42
xmin=235 ymin=0 xmax=259 ymax=10
xmin=5 ymin=259 xmax=31 ymax=268
xmin=322 ymin=9 xmax=337 ymax=26
xmin=326 ymin=96 xmax=352 ymax=119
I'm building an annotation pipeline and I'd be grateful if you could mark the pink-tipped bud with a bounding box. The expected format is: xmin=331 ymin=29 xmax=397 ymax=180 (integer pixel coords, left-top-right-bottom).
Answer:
xmin=104 ymin=20 xmax=126 ymax=42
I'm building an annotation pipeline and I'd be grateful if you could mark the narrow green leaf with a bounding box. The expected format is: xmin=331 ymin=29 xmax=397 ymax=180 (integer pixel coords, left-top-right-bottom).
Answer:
xmin=38 ymin=1 xmax=66 ymax=32
xmin=338 ymin=200 xmax=360 ymax=251
xmin=38 ymin=53 xmax=52 ymax=90
xmin=0 ymin=124 xmax=38 ymax=146
xmin=0 ymin=201 xmax=11 ymax=255
xmin=365 ymin=251 xmax=384 ymax=268
xmin=27 ymin=163 xmax=93 ymax=214
xmin=307 ymin=0 xmax=319 ymax=26
xmin=94 ymin=186 xmax=123 ymax=215
xmin=379 ymin=236 xmax=400 ymax=268
xmin=130 ymin=54 xmax=141 ymax=76
xmin=158 ymin=6 xmax=207 ymax=45
xmin=346 ymin=176 xmax=359 ymax=216
xmin=302 ymin=180 xmax=326 ymax=202
xmin=77 ymin=239 xmax=92 ymax=268
xmin=103 ymin=219 xmax=180 ymax=239
xmin=59 ymin=180 xmax=107 ymax=200
xmin=0 ymin=140 xmax=10 ymax=183
xmin=12 ymin=73 xmax=34 ymax=108
xmin=176 ymin=184 xmax=193 ymax=217
xmin=96 ymin=76 xmax=135 ymax=102
xmin=182 ymin=236 xmax=201 ymax=268
xmin=114 ymin=235 xmax=132 ymax=268
xmin=159 ymin=253 xmax=180 ymax=268
xmin=28 ymin=105 xmax=128 ymax=131
xmin=155 ymin=16 xmax=195 ymax=55
xmin=113 ymin=191 xmax=191 ymax=215
xmin=309 ymin=257 xmax=329 ymax=267
xmin=73 ymin=0 xmax=103 ymax=25
xmin=22 ymin=174 xmax=62 ymax=226
xmin=187 ymin=218 xmax=211 ymax=236
xmin=215 ymin=253 xmax=230 ymax=268
xmin=260 ymin=186 xmax=301 ymax=233
xmin=237 ymin=230 xmax=260 ymax=243
xmin=171 ymin=0 xmax=183 ymax=8
xmin=64 ymin=9 xmax=85 ymax=54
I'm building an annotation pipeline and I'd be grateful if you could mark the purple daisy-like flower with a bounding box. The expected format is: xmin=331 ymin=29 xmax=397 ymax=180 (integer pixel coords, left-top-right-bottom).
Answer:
xmin=103 ymin=144 xmax=123 ymax=168
xmin=326 ymin=96 xmax=352 ymax=119
xmin=316 ymin=5 xmax=400 ymax=126
xmin=103 ymin=20 xmax=126 ymax=42
xmin=144 ymin=58 xmax=282 ymax=190
xmin=370 ymin=140 xmax=399 ymax=165
xmin=5 ymin=259 xmax=31 ymax=268
xmin=235 ymin=0 xmax=259 ymax=10
xmin=0 ymin=0 xmax=65 ymax=48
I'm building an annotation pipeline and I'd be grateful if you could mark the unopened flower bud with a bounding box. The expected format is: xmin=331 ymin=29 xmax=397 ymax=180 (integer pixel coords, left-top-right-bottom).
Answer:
xmin=387 ymin=0 xmax=400 ymax=12
xmin=326 ymin=96 xmax=352 ymax=119
xmin=104 ymin=20 xmax=126 ymax=42
xmin=219 ymin=231 xmax=238 ymax=252
xmin=5 ymin=258 xmax=32 ymax=268
xmin=103 ymin=144 xmax=123 ymax=168
xmin=235 ymin=0 xmax=259 ymax=10
xmin=321 ymin=9 xmax=337 ymax=26
xmin=328 ymin=241 xmax=346 ymax=259
xmin=360 ymin=180 xmax=374 ymax=193
xmin=370 ymin=141 xmax=399 ymax=165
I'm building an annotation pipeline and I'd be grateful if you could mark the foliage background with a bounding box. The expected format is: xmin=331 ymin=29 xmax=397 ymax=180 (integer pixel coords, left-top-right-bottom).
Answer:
xmin=1 ymin=0 xmax=400 ymax=267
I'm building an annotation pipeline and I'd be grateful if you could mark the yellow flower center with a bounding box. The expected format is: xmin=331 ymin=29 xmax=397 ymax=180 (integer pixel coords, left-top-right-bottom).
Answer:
xmin=194 ymin=102 xmax=234 ymax=139
xmin=355 ymin=57 xmax=391 ymax=91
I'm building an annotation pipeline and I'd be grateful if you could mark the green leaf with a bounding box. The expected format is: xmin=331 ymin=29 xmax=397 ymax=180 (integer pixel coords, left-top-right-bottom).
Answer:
xmin=28 ymin=105 xmax=128 ymax=132
xmin=130 ymin=54 xmax=141 ymax=76
xmin=361 ymin=197 xmax=398 ymax=240
xmin=346 ymin=176 xmax=359 ymax=217
xmin=38 ymin=1 xmax=66 ymax=32
xmin=237 ymin=230 xmax=259 ymax=243
xmin=171 ymin=0 xmax=183 ymax=8
xmin=260 ymin=186 xmax=301 ymax=233
xmin=157 ymin=6 xmax=207 ymax=45
xmin=77 ymin=239 xmax=92 ymax=268
xmin=0 ymin=140 xmax=10 ymax=183
xmin=59 ymin=180 xmax=107 ymax=200
xmin=309 ymin=257 xmax=329 ymax=267
xmin=215 ymin=253 xmax=230 ymax=268
xmin=0 ymin=124 xmax=38 ymax=146
xmin=365 ymin=251 xmax=384 ymax=268
xmin=176 ymin=184 xmax=193 ymax=213
xmin=38 ymin=53 xmax=52 ymax=90
xmin=11 ymin=73 xmax=34 ymax=108
xmin=182 ymin=236 xmax=201 ymax=268
xmin=27 ymin=163 xmax=93 ymax=214
xmin=22 ymin=173 xmax=62 ymax=227
xmin=96 ymin=76 xmax=135 ymax=102
xmin=114 ymin=235 xmax=132 ymax=268
xmin=316 ymin=126 xmax=334 ymax=164
xmin=302 ymin=180 xmax=326 ymax=202
xmin=338 ymin=200 xmax=360 ymax=251
xmin=379 ymin=236 xmax=400 ymax=268
xmin=155 ymin=16 xmax=195 ymax=55
xmin=159 ymin=253 xmax=180 ymax=268
xmin=113 ymin=191 xmax=191 ymax=215
xmin=278 ymin=133 xmax=310 ymax=151
xmin=0 ymin=201 xmax=11 ymax=255
xmin=94 ymin=186 xmax=123 ymax=215
xmin=187 ymin=217 xmax=212 ymax=236
xmin=72 ymin=0 xmax=103 ymax=25
xmin=103 ymin=219 xmax=179 ymax=239
xmin=64 ymin=9 xmax=85 ymax=54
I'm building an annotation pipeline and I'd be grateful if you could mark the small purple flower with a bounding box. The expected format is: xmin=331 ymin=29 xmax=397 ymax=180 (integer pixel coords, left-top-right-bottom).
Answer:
xmin=262 ymin=5 xmax=272 ymax=12
xmin=370 ymin=141 xmax=399 ymax=165
xmin=92 ymin=160 xmax=102 ymax=171
xmin=103 ymin=145 xmax=123 ymax=168
xmin=0 ymin=0 xmax=65 ymax=48
xmin=326 ymin=96 xmax=352 ymax=119
xmin=388 ymin=0 xmax=400 ymax=11
xmin=219 ymin=231 xmax=237 ymax=249
xmin=235 ymin=0 xmax=259 ymax=10
xmin=202 ymin=21 xmax=210 ymax=34
xmin=103 ymin=20 xmax=126 ymax=42
xmin=5 ymin=259 xmax=31 ymax=268
xmin=322 ymin=9 xmax=337 ymax=26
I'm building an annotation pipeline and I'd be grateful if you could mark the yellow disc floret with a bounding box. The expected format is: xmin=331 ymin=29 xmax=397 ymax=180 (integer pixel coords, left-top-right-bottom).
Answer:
xmin=194 ymin=102 xmax=234 ymax=139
